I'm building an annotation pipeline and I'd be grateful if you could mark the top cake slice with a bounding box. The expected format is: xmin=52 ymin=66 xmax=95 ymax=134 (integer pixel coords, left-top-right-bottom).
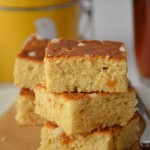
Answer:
xmin=14 ymin=35 xmax=49 ymax=90
xmin=45 ymin=39 xmax=128 ymax=93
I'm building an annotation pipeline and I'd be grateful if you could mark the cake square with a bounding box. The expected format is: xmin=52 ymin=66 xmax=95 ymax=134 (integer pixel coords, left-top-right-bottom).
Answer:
xmin=39 ymin=115 xmax=139 ymax=150
xmin=14 ymin=35 xmax=49 ymax=90
xmin=15 ymin=88 xmax=46 ymax=125
xmin=35 ymin=84 xmax=137 ymax=135
xmin=44 ymin=39 xmax=128 ymax=93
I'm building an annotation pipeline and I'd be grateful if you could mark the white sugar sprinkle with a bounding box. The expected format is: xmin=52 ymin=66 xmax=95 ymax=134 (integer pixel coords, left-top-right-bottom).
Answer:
xmin=45 ymin=47 xmax=48 ymax=52
xmin=106 ymin=55 xmax=110 ymax=59
xmin=51 ymin=127 xmax=63 ymax=136
xmin=36 ymin=34 xmax=44 ymax=40
xmin=119 ymin=47 xmax=126 ymax=52
xmin=89 ymin=93 xmax=97 ymax=98
xmin=85 ymin=54 xmax=90 ymax=57
xmin=51 ymin=38 xmax=60 ymax=43
xmin=28 ymin=51 xmax=36 ymax=57
xmin=77 ymin=42 xmax=86 ymax=46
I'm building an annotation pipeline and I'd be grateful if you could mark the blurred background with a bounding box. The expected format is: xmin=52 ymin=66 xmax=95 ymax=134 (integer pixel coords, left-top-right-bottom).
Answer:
xmin=0 ymin=0 xmax=143 ymax=85
xmin=0 ymin=2 xmax=149 ymax=149
xmin=0 ymin=0 xmax=150 ymax=112
xmin=94 ymin=0 xmax=138 ymax=85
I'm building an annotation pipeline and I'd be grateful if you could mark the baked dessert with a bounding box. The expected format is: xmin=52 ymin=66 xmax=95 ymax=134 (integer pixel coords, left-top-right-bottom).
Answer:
xmin=44 ymin=39 xmax=128 ymax=93
xmin=39 ymin=115 xmax=139 ymax=150
xmin=35 ymin=84 xmax=137 ymax=135
xmin=15 ymin=88 xmax=45 ymax=125
xmin=14 ymin=35 xmax=49 ymax=90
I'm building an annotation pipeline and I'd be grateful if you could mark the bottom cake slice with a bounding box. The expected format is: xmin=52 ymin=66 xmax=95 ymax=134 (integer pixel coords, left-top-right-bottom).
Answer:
xmin=15 ymin=88 xmax=46 ymax=125
xmin=39 ymin=115 xmax=139 ymax=150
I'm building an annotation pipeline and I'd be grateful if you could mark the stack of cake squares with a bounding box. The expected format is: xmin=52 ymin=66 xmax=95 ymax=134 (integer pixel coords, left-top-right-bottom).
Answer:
xmin=34 ymin=39 xmax=139 ymax=150
xmin=14 ymin=35 xmax=49 ymax=125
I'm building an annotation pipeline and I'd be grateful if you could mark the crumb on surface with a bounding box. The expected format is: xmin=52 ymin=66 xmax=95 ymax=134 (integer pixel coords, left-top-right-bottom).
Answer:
xmin=1 ymin=137 xmax=6 ymax=142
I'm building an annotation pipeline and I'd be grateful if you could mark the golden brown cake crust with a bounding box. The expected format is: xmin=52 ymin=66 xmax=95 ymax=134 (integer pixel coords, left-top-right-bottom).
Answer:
xmin=44 ymin=114 xmax=139 ymax=136
xmin=39 ymin=114 xmax=139 ymax=150
xmin=105 ymin=113 xmax=139 ymax=133
xmin=46 ymin=39 xmax=126 ymax=58
xmin=17 ymin=36 xmax=49 ymax=61
xmin=20 ymin=88 xmax=35 ymax=97
xmin=36 ymin=84 xmax=135 ymax=101
xmin=45 ymin=121 xmax=58 ymax=129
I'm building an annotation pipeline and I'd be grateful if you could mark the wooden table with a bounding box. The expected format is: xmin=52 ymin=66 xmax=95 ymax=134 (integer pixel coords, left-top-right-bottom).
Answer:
xmin=0 ymin=106 xmax=145 ymax=150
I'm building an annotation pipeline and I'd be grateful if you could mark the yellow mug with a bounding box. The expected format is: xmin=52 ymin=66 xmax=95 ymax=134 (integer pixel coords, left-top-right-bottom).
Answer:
xmin=0 ymin=0 xmax=80 ymax=82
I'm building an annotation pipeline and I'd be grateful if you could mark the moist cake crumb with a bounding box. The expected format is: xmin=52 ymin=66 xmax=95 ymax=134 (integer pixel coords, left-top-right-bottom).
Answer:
xmin=14 ymin=35 xmax=49 ymax=90
xmin=35 ymin=84 xmax=137 ymax=135
xmin=44 ymin=39 xmax=128 ymax=93
xmin=15 ymin=88 xmax=46 ymax=125
xmin=39 ymin=115 xmax=139 ymax=150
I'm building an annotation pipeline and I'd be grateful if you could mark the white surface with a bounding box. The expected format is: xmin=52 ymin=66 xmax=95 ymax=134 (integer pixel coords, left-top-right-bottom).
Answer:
xmin=0 ymin=83 xmax=19 ymax=115
xmin=136 ymin=86 xmax=150 ymax=111
xmin=93 ymin=0 xmax=140 ymax=86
